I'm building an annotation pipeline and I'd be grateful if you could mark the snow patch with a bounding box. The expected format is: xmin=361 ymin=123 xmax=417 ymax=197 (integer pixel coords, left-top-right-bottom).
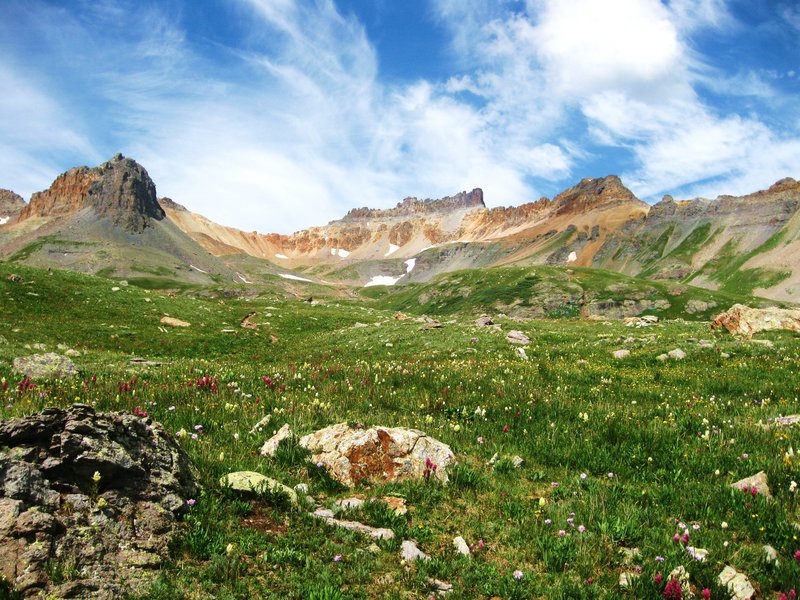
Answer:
xmin=189 ymin=264 xmax=208 ymax=274
xmin=364 ymin=275 xmax=404 ymax=287
xmin=364 ymin=256 xmax=418 ymax=287
xmin=279 ymin=273 xmax=314 ymax=282
xmin=275 ymin=253 xmax=288 ymax=259
xmin=384 ymin=244 xmax=399 ymax=257
xmin=330 ymin=248 xmax=337 ymax=255
xmin=567 ymin=251 xmax=577 ymax=263
xmin=337 ymin=248 xmax=350 ymax=258
xmin=0 ymin=216 xmax=9 ymax=225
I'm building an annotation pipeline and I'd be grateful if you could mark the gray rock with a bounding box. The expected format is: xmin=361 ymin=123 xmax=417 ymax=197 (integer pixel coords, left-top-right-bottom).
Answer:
xmin=0 ymin=404 xmax=197 ymax=599
xmin=612 ymin=349 xmax=630 ymax=359
xmin=763 ymin=544 xmax=779 ymax=565
xmin=453 ymin=536 xmax=471 ymax=557
xmin=12 ymin=353 xmax=77 ymax=379
xmin=506 ymin=330 xmax=530 ymax=345
xmin=401 ymin=539 xmax=430 ymax=562
xmin=312 ymin=508 xmax=394 ymax=540
xmin=718 ymin=566 xmax=755 ymax=600
xmin=667 ymin=348 xmax=686 ymax=360
xmin=475 ymin=315 xmax=494 ymax=327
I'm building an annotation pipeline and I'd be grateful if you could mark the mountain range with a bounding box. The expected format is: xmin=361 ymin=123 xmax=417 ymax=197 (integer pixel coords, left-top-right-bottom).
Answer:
xmin=1 ymin=154 xmax=798 ymax=310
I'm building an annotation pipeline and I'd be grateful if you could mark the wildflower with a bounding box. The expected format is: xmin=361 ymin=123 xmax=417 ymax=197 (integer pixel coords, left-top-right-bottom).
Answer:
xmin=193 ymin=424 xmax=203 ymax=431
xmin=654 ymin=573 xmax=663 ymax=584
xmin=721 ymin=521 xmax=728 ymax=529
xmin=558 ymin=529 xmax=567 ymax=537
xmin=607 ymin=472 xmax=614 ymax=479
xmin=692 ymin=524 xmax=700 ymax=530
xmin=681 ymin=532 xmax=690 ymax=544
xmin=551 ymin=482 xmax=559 ymax=488
xmin=663 ymin=577 xmax=682 ymax=599
xmin=544 ymin=519 xmax=552 ymax=525
xmin=92 ymin=471 xmax=102 ymax=483
xmin=168 ymin=405 xmax=175 ymax=411
xmin=791 ymin=481 xmax=798 ymax=494
xmin=580 ymin=472 xmax=587 ymax=480
xmin=96 ymin=497 xmax=107 ymax=509
xmin=477 ymin=436 xmax=485 ymax=444
xmin=701 ymin=588 xmax=710 ymax=599
xmin=226 ymin=543 xmax=235 ymax=555
xmin=578 ymin=524 xmax=586 ymax=533
xmin=477 ymin=539 xmax=485 ymax=549
xmin=502 ymin=424 xmax=509 ymax=432
xmin=673 ymin=533 xmax=681 ymax=543
xmin=794 ymin=549 xmax=800 ymax=562
xmin=513 ymin=570 xmax=523 ymax=580
xmin=132 ymin=406 xmax=148 ymax=418
xmin=655 ymin=556 xmax=665 ymax=562
xmin=186 ymin=498 xmax=196 ymax=507
xmin=333 ymin=555 xmax=342 ymax=562
xmin=176 ymin=428 xmax=188 ymax=438
xmin=233 ymin=432 xmax=240 ymax=441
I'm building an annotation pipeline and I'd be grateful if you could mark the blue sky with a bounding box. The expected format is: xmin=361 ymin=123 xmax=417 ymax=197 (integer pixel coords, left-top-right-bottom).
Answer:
xmin=1 ymin=0 xmax=798 ymax=233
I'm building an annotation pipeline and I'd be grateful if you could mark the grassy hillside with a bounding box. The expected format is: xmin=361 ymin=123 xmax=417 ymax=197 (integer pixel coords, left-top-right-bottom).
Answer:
xmin=1 ymin=263 xmax=799 ymax=599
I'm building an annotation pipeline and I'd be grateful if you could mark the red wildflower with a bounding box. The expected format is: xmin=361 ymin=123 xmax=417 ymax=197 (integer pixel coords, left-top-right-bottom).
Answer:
xmin=663 ymin=578 xmax=682 ymax=599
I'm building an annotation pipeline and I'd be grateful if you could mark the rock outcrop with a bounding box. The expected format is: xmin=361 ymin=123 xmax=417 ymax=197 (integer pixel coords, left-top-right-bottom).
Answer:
xmin=299 ymin=423 xmax=455 ymax=487
xmin=0 ymin=189 xmax=25 ymax=224
xmin=0 ymin=405 xmax=198 ymax=598
xmin=17 ymin=154 xmax=164 ymax=233
xmin=711 ymin=304 xmax=800 ymax=337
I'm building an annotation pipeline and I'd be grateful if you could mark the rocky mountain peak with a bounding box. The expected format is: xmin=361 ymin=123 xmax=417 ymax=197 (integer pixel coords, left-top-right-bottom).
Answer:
xmin=552 ymin=175 xmax=639 ymax=215
xmin=17 ymin=154 xmax=164 ymax=233
xmin=767 ymin=177 xmax=799 ymax=194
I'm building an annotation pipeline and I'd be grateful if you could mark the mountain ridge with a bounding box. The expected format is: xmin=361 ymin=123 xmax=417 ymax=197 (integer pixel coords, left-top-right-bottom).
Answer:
xmin=1 ymin=155 xmax=798 ymax=301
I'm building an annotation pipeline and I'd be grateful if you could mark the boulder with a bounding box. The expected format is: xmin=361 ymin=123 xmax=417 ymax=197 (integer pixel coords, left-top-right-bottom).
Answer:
xmin=506 ymin=330 xmax=530 ymax=345
xmin=612 ymin=349 xmax=630 ymax=359
xmin=0 ymin=405 xmax=198 ymax=599
xmin=12 ymin=353 xmax=76 ymax=379
xmin=475 ymin=315 xmax=494 ymax=327
xmin=453 ymin=536 xmax=471 ymax=557
xmin=299 ymin=423 xmax=455 ymax=487
xmin=712 ymin=304 xmax=800 ymax=337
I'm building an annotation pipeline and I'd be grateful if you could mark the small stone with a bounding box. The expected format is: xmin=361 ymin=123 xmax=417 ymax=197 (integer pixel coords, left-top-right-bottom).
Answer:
xmin=717 ymin=566 xmax=755 ymax=600
xmin=336 ymin=497 xmax=365 ymax=510
xmin=293 ymin=483 xmax=308 ymax=494
xmin=475 ymin=315 xmax=494 ymax=327
xmin=382 ymin=496 xmax=408 ymax=516
xmin=160 ymin=316 xmax=190 ymax=328
xmin=259 ymin=424 xmax=293 ymax=457
xmin=762 ymin=544 xmax=778 ymax=565
xmin=612 ymin=349 xmax=630 ymax=359
xmin=506 ymin=330 xmax=530 ymax=345
xmin=667 ymin=348 xmax=686 ymax=360
xmin=619 ymin=572 xmax=639 ymax=588
xmin=686 ymin=546 xmax=708 ymax=561
xmin=249 ymin=415 xmax=271 ymax=435
xmin=312 ymin=508 xmax=394 ymax=540
xmin=401 ymin=539 xmax=430 ymax=562
xmin=656 ymin=353 xmax=668 ymax=361
xmin=428 ymin=578 xmax=453 ymax=595
xmin=366 ymin=543 xmax=381 ymax=554
xmin=453 ymin=536 xmax=471 ymax=557
xmin=515 ymin=347 xmax=527 ymax=360
xmin=731 ymin=471 xmax=772 ymax=499
xmin=620 ymin=547 xmax=641 ymax=565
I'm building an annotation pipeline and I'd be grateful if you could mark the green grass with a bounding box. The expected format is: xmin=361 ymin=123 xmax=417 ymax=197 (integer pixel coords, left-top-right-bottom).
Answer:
xmin=1 ymin=262 xmax=799 ymax=599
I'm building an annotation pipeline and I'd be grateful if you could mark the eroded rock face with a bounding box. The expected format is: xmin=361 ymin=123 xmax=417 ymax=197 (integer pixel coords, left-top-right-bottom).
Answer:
xmin=298 ymin=423 xmax=455 ymax=487
xmin=711 ymin=304 xmax=800 ymax=337
xmin=0 ymin=404 xmax=198 ymax=598
xmin=18 ymin=154 xmax=164 ymax=234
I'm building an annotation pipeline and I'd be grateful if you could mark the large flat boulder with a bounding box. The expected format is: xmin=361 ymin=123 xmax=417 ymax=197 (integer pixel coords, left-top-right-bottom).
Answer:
xmin=299 ymin=423 xmax=455 ymax=487
xmin=712 ymin=304 xmax=800 ymax=337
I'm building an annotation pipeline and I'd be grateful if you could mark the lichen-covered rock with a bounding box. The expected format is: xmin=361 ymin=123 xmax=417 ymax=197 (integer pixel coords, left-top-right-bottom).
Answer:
xmin=712 ymin=304 xmax=800 ymax=337
xmin=259 ymin=424 xmax=293 ymax=457
xmin=717 ymin=566 xmax=755 ymax=600
xmin=299 ymin=423 xmax=455 ymax=487
xmin=0 ymin=404 xmax=198 ymax=598
xmin=506 ymin=330 xmax=530 ymax=345
xmin=12 ymin=353 xmax=77 ymax=379
xmin=731 ymin=471 xmax=772 ymax=499
xmin=219 ymin=471 xmax=298 ymax=505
